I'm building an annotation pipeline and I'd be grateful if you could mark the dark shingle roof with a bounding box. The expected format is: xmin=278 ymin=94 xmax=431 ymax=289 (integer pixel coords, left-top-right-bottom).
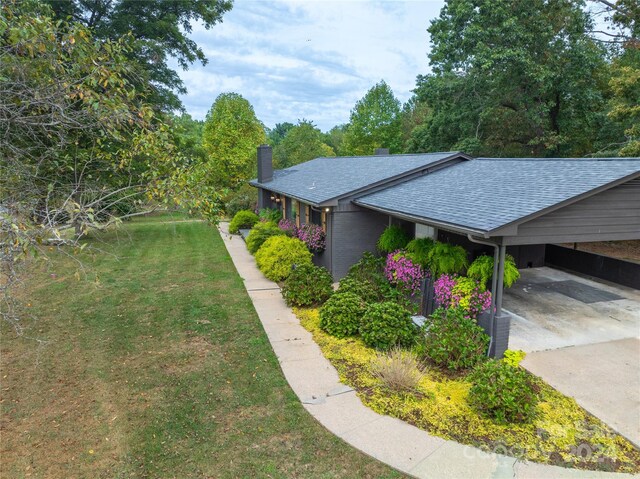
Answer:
xmin=355 ymin=158 xmax=640 ymax=234
xmin=250 ymin=152 xmax=465 ymax=205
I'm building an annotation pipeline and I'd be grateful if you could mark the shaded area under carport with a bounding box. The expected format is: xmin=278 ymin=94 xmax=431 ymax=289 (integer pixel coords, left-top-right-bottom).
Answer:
xmin=505 ymin=268 xmax=640 ymax=353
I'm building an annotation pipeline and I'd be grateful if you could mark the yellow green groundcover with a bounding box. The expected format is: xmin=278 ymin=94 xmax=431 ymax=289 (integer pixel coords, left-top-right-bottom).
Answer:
xmin=295 ymin=308 xmax=640 ymax=473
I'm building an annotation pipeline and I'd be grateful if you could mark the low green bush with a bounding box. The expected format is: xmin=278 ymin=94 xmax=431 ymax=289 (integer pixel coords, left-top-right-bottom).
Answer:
xmin=502 ymin=349 xmax=526 ymax=368
xmin=281 ymin=264 xmax=333 ymax=307
xmin=336 ymin=277 xmax=379 ymax=303
xmin=422 ymin=307 xmax=489 ymax=371
xmin=406 ymin=237 xmax=436 ymax=267
xmin=426 ymin=242 xmax=469 ymax=278
xmin=468 ymin=359 xmax=539 ymax=424
xmin=343 ymin=252 xmax=394 ymax=302
xmin=376 ymin=225 xmax=411 ymax=254
xmin=255 ymin=235 xmax=312 ymax=282
xmin=246 ymin=221 xmax=285 ymax=254
xmin=319 ymin=292 xmax=367 ymax=338
xmin=360 ymin=302 xmax=417 ymax=350
xmin=229 ymin=210 xmax=259 ymax=234
xmin=467 ymin=254 xmax=520 ymax=288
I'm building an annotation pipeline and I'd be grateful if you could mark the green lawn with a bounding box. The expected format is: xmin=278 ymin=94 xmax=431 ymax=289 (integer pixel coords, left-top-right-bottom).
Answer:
xmin=1 ymin=215 xmax=402 ymax=478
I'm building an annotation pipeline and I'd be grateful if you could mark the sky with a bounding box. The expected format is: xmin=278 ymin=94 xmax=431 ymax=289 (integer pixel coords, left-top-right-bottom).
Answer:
xmin=175 ymin=0 xmax=446 ymax=132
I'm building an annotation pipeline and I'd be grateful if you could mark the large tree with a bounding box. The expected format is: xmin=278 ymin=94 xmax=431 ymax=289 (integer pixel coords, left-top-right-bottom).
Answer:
xmin=201 ymin=93 xmax=266 ymax=189
xmin=342 ymin=81 xmax=403 ymax=155
xmin=273 ymin=120 xmax=335 ymax=169
xmin=411 ymin=0 xmax=609 ymax=157
xmin=45 ymin=0 xmax=233 ymax=110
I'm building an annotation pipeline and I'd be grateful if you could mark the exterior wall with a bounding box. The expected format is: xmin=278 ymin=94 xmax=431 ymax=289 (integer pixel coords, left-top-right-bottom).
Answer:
xmin=330 ymin=206 xmax=389 ymax=279
xmin=257 ymin=187 xmax=274 ymax=210
xmin=505 ymin=178 xmax=640 ymax=245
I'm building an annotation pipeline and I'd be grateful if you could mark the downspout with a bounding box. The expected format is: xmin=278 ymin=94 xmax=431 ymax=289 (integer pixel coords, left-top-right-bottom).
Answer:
xmin=467 ymin=234 xmax=500 ymax=356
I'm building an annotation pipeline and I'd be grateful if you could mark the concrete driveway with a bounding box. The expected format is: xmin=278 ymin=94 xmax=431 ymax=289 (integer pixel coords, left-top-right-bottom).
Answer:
xmin=504 ymin=267 xmax=640 ymax=446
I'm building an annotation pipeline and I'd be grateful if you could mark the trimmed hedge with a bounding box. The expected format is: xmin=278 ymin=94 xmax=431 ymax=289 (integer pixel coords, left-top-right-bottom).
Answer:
xmin=255 ymin=235 xmax=312 ymax=282
xmin=229 ymin=210 xmax=259 ymax=234
xmin=245 ymin=221 xmax=285 ymax=254
xmin=360 ymin=302 xmax=417 ymax=350
xmin=281 ymin=264 xmax=333 ymax=307
xmin=319 ymin=292 xmax=367 ymax=338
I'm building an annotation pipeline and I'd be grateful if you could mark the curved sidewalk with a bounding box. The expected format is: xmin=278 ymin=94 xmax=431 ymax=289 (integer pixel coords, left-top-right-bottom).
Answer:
xmin=218 ymin=223 xmax=636 ymax=479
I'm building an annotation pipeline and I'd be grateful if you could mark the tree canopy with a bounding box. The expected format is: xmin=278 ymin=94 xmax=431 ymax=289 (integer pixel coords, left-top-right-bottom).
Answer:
xmin=342 ymin=80 xmax=403 ymax=155
xmin=202 ymin=93 xmax=266 ymax=189
xmin=45 ymin=0 xmax=233 ymax=110
xmin=273 ymin=120 xmax=335 ymax=169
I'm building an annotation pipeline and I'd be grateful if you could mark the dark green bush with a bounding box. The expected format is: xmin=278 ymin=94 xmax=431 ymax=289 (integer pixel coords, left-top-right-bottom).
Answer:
xmin=376 ymin=225 xmax=410 ymax=254
xmin=258 ymin=207 xmax=282 ymax=223
xmin=281 ymin=264 xmax=334 ymax=307
xmin=246 ymin=221 xmax=285 ymax=254
xmin=468 ymin=359 xmax=538 ymax=424
xmin=337 ymin=277 xmax=379 ymax=303
xmin=229 ymin=210 xmax=259 ymax=234
xmin=467 ymin=254 xmax=520 ymax=288
xmin=360 ymin=302 xmax=417 ymax=350
xmin=255 ymin=235 xmax=312 ymax=282
xmin=343 ymin=252 xmax=393 ymax=302
xmin=224 ymin=184 xmax=257 ymax=218
xmin=422 ymin=307 xmax=489 ymax=371
xmin=319 ymin=292 xmax=367 ymax=338
xmin=406 ymin=237 xmax=436 ymax=267
xmin=426 ymin=242 xmax=469 ymax=278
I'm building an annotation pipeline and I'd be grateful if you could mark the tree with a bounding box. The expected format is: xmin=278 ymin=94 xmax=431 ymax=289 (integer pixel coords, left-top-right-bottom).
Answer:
xmin=171 ymin=113 xmax=207 ymax=164
xmin=400 ymin=97 xmax=431 ymax=153
xmin=1 ymin=0 xmax=221 ymax=328
xmin=201 ymin=93 xmax=266 ymax=189
xmin=267 ymin=122 xmax=294 ymax=147
xmin=324 ymin=124 xmax=347 ymax=156
xmin=273 ymin=120 xmax=335 ymax=169
xmin=342 ymin=81 xmax=403 ymax=155
xmin=45 ymin=0 xmax=233 ymax=110
xmin=412 ymin=0 xmax=608 ymax=157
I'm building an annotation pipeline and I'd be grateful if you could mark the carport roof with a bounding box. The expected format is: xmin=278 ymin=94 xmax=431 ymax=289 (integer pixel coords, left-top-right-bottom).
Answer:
xmin=354 ymin=158 xmax=640 ymax=236
xmin=249 ymin=151 xmax=467 ymax=205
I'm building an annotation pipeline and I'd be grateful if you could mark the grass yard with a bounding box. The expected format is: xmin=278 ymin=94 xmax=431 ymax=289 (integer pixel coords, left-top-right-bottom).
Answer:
xmin=1 ymin=215 xmax=402 ymax=479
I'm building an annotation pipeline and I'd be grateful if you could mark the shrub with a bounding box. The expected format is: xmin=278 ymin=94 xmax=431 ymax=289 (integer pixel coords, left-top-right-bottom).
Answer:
xmin=281 ymin=264 xmax=333 ymax=307
xmin=502 ymin=349 xmax=526 ymax=368
xmin=371 ymin=348 xmax=423 ymax=392
xmin=406 ymin=237 xmax=436 ymax=267
xmin=360 ymin=302 xmax=417 ymax=350
xmin=259 ymin=207 xmax=282 ymax=223
xmin=296 ymin=223 xmax=326 ymax=253
xmin=467 ymin=254 xmax=520 ymax=288
xmin=245 ymin=221 xmax=285 ymax=254
xmin=319 ymin=292 xmax=367 ymax=338
xmin=277 ymin=218 xmax=297 ymax=236
xmin=434 ymin=274 xmax=492 ymax=318
xmin=343 ymin=252 xmax=392 ymax=302
xmin=376 ymin=225 xmax=410 ymax=254
xmin=422 ymin=307 xmax=489 ymax=371
xmin=229 ymin=210 xmax=259 ymax=234
xmin=255 ymin=235 xmax=312 ymax=282
xmin=337 ymin=277 xmax=379 ymax=303
xmin=426 ymin=242 xmax=468 ymax=278
xmin=468 ymin=359 xmax=538 ymax=424
xmin=224 ymin=184 xmax=257 ymax=218
xmin=384 ymin=250 xmax=426 ymax=297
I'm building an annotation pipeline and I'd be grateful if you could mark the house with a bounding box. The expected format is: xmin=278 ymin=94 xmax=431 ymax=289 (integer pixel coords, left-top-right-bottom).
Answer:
xmin=250 ymin=146 xmax=640 ymax=357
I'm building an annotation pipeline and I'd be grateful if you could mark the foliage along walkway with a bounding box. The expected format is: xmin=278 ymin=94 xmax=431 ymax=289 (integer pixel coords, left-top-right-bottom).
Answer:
xmin=218 ymin=222 xmax=638 ymax=479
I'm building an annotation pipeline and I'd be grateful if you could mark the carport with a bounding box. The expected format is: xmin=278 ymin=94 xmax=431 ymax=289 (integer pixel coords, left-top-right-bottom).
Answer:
xmin=354 ymin=157 xmax=640 ymax=357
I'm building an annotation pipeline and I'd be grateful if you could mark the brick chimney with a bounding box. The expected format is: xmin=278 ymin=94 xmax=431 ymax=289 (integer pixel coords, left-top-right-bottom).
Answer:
xmin=257 ymin=144 xmax=273 ymax=183
xmin=374 ymin=148 xmax=390 ymax=155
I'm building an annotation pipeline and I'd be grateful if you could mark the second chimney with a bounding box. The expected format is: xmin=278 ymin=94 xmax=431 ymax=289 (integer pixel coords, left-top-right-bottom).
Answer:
xmin=374 ymin=148 xmax=390 ymax=156
xmin=257 ymin=144 xmax=273 ymax=183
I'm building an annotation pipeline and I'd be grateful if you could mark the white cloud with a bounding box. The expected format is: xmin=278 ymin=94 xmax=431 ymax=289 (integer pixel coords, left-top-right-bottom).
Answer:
xmin=177 ymin=0 xmax=445 ymax=130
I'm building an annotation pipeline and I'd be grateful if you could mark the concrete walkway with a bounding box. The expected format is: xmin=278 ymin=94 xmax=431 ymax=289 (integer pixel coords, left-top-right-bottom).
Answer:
xmin=218 ymin=223 xmax=637 ymax=479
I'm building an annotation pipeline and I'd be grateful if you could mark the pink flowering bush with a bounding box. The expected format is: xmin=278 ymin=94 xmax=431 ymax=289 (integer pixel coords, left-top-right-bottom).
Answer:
xmin=434 ymin=274 xmax=492 ymax=318
xmin=278 ymin=218 xmax=298 ymax=236
xmin=384 ymin=250 xmax=426 ymax=297
xmin=296 ymin=223 xmax=326 ymax=253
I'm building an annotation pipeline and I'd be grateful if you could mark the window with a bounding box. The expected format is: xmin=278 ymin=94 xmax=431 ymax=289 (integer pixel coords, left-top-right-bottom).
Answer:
xmin=291 ymin=199 xmax=299 ymax=226
xmin=415 ymin=223 xmax=437 ymax=239
xmin=310 ymin=208 xmax=322 ymax=226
